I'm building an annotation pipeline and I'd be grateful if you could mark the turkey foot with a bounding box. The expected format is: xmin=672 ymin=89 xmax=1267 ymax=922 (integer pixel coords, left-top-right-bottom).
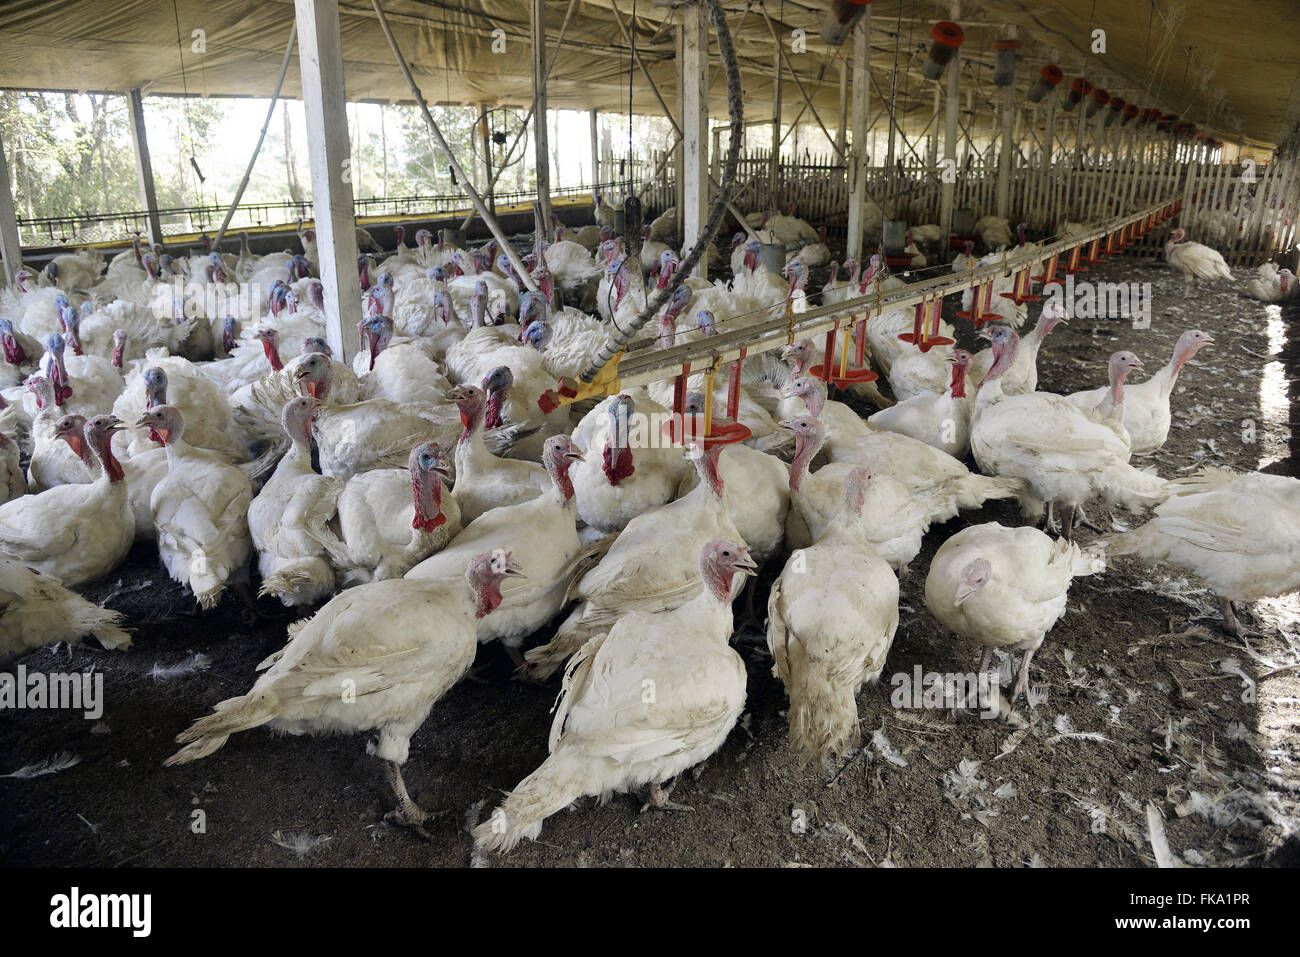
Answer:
xmin=504 ymin=644 xmax=545 ymax=684
xmin=1009 ymin=648 xmax=1037 ymax=704
xmin=1219 ymin=598 xmax=1244 ymax=638
xmin=640 ymin=780 xmax=694 ymax=813
xmin=1072 ymin=505 xmax=1104 ymax=533
xmin=382 ymin=759 xmax=435 ymax=840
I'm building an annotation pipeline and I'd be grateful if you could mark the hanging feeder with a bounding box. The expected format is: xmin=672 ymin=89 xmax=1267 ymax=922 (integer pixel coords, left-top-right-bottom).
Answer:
xmin=899 ymin=294 xmax=954 ymax=352
xmin=1080 ymin=236 xmax=1107 ymax=266
xmin=1027 ymin=64 xmax=1063 ymax=103
xmin=1062 ymin=78 xmax=1092 ymax=112
xmin=992 ymin=40 xmax=1020 ymax=87
xmin=809 ymin=316 xmax=879 ymax=387
xmin=1001 ymin=265 xmax=1041 ymax=305
xmin=1063 ymin=242 xmax=1089 ymax=275
xmin=1105 ymin=96 xmax=1126 ymax=127
xmin=950 ymin=211 xmax=977 ymax=252
xmin=1121 ymin=103 xmax=1140 ymax=125
xmin=882 ymin=220 xmax=908 ymax=255
xmin=660 ymin=361 xmax=752 ymax=450
xmin=821 ymin=0 xmax=872 ymax=46
xmin=957 ymin=278 xmax=1002 ymax=325
xmin=760 ymin=241 xmax=786 ymax=275
xmin=1032 ymin=251 xmax=1065 ymax=288
xmin=1085 ymin=88 xmax=1110 ymax=119
xmin=921 ymin=22 xmax=965 ymax=80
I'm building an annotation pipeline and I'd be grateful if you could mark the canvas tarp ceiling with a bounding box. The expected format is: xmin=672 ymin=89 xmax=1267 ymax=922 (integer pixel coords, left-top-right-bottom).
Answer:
xmin=0 ymin=0 xmax=1292 ymax=149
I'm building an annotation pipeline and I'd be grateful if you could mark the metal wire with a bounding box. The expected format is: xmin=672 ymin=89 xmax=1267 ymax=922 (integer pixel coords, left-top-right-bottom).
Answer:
xmin=577 ymin=0 xmax=746 ymax=383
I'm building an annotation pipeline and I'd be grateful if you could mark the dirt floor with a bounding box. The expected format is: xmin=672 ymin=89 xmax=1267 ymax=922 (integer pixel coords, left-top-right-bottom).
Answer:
xmin=2 ymin=248 xmax=1298 ymax=868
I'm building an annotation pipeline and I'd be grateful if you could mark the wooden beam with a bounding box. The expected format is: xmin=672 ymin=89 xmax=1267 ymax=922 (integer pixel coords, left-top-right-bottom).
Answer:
xmin=994 ymin=29 xmax=1017 ymax=220
xmin=681 ymin=1 xmax=709 ymax=278
xmin=295 ymin=0 xmax=361 ymax=364
xmin=845 ymin=11 xmax=871 ymax=261
xmin=589 ymin=109 xmax=600 ymax=188
xmin=769 ymin=46 xmax=782 ymax=207
xmin=126 ymin=88 xmax=163 ymax=247
xmin=0 ymin=127 xmax=22 ymax=285
xmin=530 ymin=0 xmax=552 ymax=233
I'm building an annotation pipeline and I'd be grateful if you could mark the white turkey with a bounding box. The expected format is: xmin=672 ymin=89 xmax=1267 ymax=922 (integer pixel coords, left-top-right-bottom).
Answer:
xmin=868 ymin=349 xmax=972 ymax=458
xmin=781 ymin=374 xmax=1025 ymax=521
xmin=406 ymin=435 xmax=587 ymax=672
xmin=0 ymin=414 xmax=133 ymax=587
xmin=967 ymin=300 xmax=1068 ymax=395
xmin=569 ymin=393 xmax=686 ymax=537
xmin=474 ymin=538 xmax=755 ymax=853
xmin=313 ymin=441 xmax=460 ymax=587
xmin=167 ymin=550 xmax=519 ymax=838
xmin=0 ymin=558 xmax=131 ymax=663
xmin=767 ymin=467 xmax=899 ymax=764
xmin=249 ymin=397 xmax=340 ymax=607
xmin=140 ymin=405 xmax=253 ymax=610
xmin=1243 ymin=265 xmax=1295 ymax=302
xmin=926 ymin=522 xmax=1104 ymax=704
xmin=1065 ymin=329 xmax=1212 ymax=455
xmin=1101 ymin=468 xmax=1300 ymax=636
xmin=1165 ymin=227 xmax=1232 ymax=295
xmin=781 ymin=414 xmax=930 ymax=570
xmin=524 ymin=440 xmax=744 ymax=680
xmin=969 ymin=326 xmax=1169 ymax=537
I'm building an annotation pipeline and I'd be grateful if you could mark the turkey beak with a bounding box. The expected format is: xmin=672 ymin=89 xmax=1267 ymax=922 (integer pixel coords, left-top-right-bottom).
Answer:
xmin=132 ymin=413 xmax=152 ymax=430
xmin=953 ymin=583 xmax=978 ymax=605
xmin=504 ymin=560 xmax=525 ymax=579
xmin=1201 ymin=334 xmax=1215 ymax=345
xmin=780 ymin=345 xmax=797 ymax=363
xmin=104 ymin=415 xmax=125 ymax=435
xmin=735 ymin=552 xmax=759 ymax=577
xmin=565 ymin=446 xmax=585 ymax=462
xmin=776 ymin=419 xmax=795 ymax=433
xmin=1131 ymin=357 xmax=1145 ymax=370
xmin=976 ymin=328 xmax=995 ymax=342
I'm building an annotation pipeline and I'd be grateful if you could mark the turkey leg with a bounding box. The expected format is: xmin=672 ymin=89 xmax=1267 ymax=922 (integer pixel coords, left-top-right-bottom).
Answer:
xmin=640 ymin=779 xmax=694 ymax=813
xmin=382 ymin=759 xmax=433 ymax=840
xmin=1010 ymin=648 xmax=1037 ymax=703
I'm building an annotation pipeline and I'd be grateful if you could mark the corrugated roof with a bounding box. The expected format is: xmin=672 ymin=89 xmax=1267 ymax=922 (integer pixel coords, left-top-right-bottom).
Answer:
xmin=0 ymin=0 xmax=1291 ymax=148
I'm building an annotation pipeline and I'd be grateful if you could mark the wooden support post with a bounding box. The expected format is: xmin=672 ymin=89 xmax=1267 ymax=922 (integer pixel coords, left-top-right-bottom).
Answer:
xmin=769 ymin=47 xmax=783 ymax=208
xmin=939 ymin=3 xmax=961 ymax=246
xmin=681 ymin=2 xmax=709 ymax=279
xmin=589 ymin=109 xmax=600 ymax=188
xmin=674 ymin=26 xmax=686 ymax=241
xmin=0 ymin=127 xmax=22 ymax=285
xmin=531 ymin=0 xmax=553 ymax=233
xmin=126 ymin=88 xmax=163 ymax=248
xmin=845 ymin=10 xmax=871 ymax=262
xmin=295 ymin=0 xmax=362 ymax=364
xmin=837 ymin=58 xmax=849 ymax=156
xmin=995 ymin=83 xmax=1016 ymax=219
